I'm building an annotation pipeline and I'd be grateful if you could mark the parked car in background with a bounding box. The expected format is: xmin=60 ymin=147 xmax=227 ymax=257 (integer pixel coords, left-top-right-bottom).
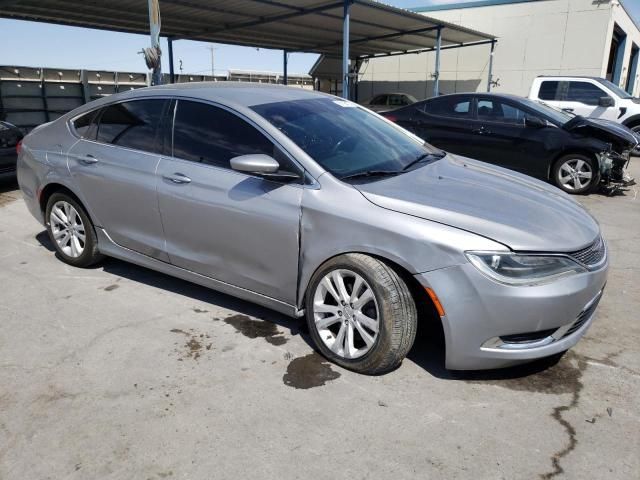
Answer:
xmin=383 ymin=93 xmax=637 ymax=194
xmin=18 ymin=84 xmax=608 ymax=374
xmin=0 ymin=121 xmax=23 ymax=179
xmin=529 ymin=76 xmax=640 ymax=139
xmin=363 ymin=92 xmax=417 ymax=113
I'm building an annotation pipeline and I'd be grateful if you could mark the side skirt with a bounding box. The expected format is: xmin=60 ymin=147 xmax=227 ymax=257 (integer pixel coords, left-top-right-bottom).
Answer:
xmin=95 ymin=228 xmax=304 ymax=319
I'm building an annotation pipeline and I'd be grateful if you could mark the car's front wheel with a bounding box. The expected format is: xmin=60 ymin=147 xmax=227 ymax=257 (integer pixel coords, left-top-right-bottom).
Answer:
xmin=305 ymin=254 xmax=417 ymax=375
xmin=552 ymin=154 xmax=599 ymax=194
xmin=45 ymin=192 xmax=103 ymax=267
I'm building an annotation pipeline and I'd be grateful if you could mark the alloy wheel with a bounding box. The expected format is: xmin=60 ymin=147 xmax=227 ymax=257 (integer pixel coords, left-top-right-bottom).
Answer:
xmin=312 ymin=269 xmax=380 ymax=359
xmin=49 ymin=200 xmax=86 ymax=258
xmin=558 ymin=158 xmax=593 ymax=191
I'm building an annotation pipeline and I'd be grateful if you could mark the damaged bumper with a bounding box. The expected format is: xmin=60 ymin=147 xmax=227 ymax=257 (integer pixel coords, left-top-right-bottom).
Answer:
xmin=597 ymin=149 xmax=636 ymax=191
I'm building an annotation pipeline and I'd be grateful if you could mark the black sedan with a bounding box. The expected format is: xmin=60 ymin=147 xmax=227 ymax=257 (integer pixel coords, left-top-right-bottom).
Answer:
xmin=0 ymin=121 xmax=23 ymax=179
xmin=382 ymin=93 xmax=638 ymax=194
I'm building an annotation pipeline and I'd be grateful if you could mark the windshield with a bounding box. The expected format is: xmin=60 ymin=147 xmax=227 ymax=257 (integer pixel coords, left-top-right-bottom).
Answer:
xmin=520 ymin=98 xmax=575 ymax=125
xmin=251 ymin=98 xmax=440 ymax=179
xmin=596 ymin=78 xmax=633 ymax=99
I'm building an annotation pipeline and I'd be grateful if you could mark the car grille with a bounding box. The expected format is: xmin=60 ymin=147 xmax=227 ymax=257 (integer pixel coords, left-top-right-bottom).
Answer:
xmin=569 ymin=236 xmax=606 ymax=268
xmin=562 ymin=292 xmax=602 ymax=339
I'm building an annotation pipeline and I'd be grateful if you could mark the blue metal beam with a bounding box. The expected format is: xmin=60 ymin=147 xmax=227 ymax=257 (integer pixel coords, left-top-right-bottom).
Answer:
xmin=343 ymin=0 xmax=352 ymax=99
xmin=356 ymin=39 xmax=496 ymax=59
xmin=168 ymin=36 xmax=175 ymax=83
xmin=309 ymin=25 xmax=441 ymax=51
xmin=283 ymin=50 xmax=288 ymax=85
xmin=217 ymin=1 xmax=345 ymax=33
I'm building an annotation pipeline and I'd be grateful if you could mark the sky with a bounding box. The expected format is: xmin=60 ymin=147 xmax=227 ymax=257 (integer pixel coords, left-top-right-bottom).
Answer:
xmin=0 ymin=0 xmax=639 ymax=76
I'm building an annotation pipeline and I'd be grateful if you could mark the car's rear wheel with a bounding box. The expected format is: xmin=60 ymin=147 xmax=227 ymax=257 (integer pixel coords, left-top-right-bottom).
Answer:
xmin=552 ymin=154 xmax=599 ymax=194
xmin=45 ymin=192 xmax=103 ymax=267
xmin=305 ymin=253 xmax=417 ymax=375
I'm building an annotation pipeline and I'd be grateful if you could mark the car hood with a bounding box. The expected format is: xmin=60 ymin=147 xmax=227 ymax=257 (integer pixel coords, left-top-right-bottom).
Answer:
xmin=562 ymin=116 xmax=639 ymax=151
xmin=354 ymin=155 xmax=600 ymax=252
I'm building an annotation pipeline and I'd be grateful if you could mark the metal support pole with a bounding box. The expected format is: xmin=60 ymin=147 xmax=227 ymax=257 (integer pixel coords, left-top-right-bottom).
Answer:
xmin=168 ymin=37 xmax=175 ymax=84
xmin=342 ymin=0 xmax=352 ymax=99
xmin=283 ymin=50 xmax=288 ymax=85
xmin=148 ymin=0 xmax=162 ymax=85
xmin=487 ymin=39 xmax=496 ymax=92
xmin=433 ymin=26 xmax=442 ymax=97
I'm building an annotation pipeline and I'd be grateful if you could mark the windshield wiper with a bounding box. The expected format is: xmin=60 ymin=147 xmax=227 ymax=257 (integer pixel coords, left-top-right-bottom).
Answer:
xmin=402 ymin=151 xmax=446 ymax=171
xmin=340 ymin=170 xmax=403 ymax=181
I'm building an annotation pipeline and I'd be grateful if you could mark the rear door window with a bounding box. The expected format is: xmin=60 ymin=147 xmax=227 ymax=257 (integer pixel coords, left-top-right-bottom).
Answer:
xmin=388 ymin=94 xmax=408 ymax=107
xmin=476 ymin=99 xmax=526 ymax=125
xmin=424 ymin=96 xmax=472 ymax=117
xmin=370 ymin=95 xmax=388 ymax=106
xmin=566 ymin=82 xmax=607 ymax=105
xmin=96 ymin=99 xmax=166 ymax=153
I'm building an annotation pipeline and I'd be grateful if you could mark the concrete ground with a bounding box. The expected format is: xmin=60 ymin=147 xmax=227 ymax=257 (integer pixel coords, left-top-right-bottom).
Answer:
xmin=0 ymin=163 xmax=638 ymax=480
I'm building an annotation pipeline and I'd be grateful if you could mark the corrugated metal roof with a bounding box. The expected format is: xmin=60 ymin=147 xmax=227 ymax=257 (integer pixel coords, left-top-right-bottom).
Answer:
xmin=0 ymin=0 xmax=495 ymax=58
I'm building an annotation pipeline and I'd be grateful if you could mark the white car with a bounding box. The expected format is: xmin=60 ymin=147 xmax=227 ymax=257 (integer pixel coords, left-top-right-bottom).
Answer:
xmin=362 ymin=93 xmax=417 ymax=113
xmin=529 ymin=76 xmax=640 ymax=139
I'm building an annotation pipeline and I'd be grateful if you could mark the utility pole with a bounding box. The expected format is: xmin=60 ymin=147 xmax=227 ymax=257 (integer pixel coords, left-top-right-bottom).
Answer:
xmin=206 ymin=46 xmax=217 ymax=77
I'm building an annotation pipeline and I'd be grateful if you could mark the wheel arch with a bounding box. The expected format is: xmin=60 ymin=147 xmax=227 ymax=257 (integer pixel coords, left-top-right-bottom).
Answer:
xmin=621 ymin=114 xmax=640 ymax=128
xmin=39 ymin=183 xmax=99 ymax=228
xmin=298 ymin=250 xmax=441 ymax=327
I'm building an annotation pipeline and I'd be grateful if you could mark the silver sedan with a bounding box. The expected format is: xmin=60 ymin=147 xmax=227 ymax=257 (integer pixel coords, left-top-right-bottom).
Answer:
xmin=17 ymin=83 xmax=607 ymax=374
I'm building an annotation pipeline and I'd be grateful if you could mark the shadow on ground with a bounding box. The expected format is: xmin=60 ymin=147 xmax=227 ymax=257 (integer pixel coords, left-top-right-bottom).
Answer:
xmin=35 ymin=229 xmax=568 ymax=385
xmin=0 ymin=177 xmax=18 ymax=194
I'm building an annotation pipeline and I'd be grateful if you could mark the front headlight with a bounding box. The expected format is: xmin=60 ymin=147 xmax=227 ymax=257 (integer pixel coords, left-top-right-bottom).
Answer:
xmin=466 ymin=252 xmax=587 ymax=286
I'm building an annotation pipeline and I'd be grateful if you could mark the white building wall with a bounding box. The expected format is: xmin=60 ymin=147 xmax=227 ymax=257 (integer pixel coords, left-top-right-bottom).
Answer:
xmin=358 ymin=0 xmax=630 ymax=100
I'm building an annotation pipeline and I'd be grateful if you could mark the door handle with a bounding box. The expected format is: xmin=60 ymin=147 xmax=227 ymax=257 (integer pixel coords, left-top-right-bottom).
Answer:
xmin=80 ymin=154 xmax=98 ymax=165
xmin=472 ymin=127 xmax=491 ymax=135
xmin=163 ymin=173 xmax=192 ymax=184
xmin=562 ymin=108 xmax=574 ymax=113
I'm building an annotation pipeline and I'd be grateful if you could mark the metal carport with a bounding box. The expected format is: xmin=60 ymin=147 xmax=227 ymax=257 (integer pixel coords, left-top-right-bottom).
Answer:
xmin=0 ymin=0 xmax=496 ymax=99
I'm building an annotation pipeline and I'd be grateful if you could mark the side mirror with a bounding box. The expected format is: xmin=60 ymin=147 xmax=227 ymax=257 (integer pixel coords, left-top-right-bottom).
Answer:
xmin=525 ymin=115 xmax=546 ymax=128
xmin=230 ymin=154 xmax=280 ymax=174
xmin=598 ymin=96 xmax=614 ymax=107
xmin=230 ymin=154 xmax=301 ymax=181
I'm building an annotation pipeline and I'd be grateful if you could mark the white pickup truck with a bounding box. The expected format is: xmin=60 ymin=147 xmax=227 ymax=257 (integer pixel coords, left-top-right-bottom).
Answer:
xmin=528 ymin=76 xmax=640 ymax=137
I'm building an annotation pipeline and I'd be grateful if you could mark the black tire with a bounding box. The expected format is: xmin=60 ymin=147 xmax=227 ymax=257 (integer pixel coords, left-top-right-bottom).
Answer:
xmin=552 ymin=154 xmax=600 ymax=194
xmin=305 ymin=253 xmax=417 ymax=375
xmin=45 ymin=192 xmax=103 ymax=267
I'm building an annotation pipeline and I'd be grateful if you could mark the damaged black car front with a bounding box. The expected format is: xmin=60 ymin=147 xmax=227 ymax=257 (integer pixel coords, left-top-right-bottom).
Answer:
xmin=562 ymin=116 xmax=637 ymax=195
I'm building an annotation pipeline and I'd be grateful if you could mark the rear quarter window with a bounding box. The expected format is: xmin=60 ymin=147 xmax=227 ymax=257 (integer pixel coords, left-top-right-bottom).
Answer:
xmin=538 ymin=81 xmax=561 ymax=100
xmin=72 ymin=110 xmax=99 ymax=140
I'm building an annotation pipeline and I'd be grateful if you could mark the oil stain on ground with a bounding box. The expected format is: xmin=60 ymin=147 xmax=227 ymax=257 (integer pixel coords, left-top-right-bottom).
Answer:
xmin=283 ymin=352 xmax=341 ymax=389
xmin=0 ymin=192 xmax=19 ymax=208
xmin=224 ymin=314 xmax=287 ymax=346
xmin=464 ymin=352 xmax=587 ymax=479
xmin=170 ymin=328 xmax=212 ymax=360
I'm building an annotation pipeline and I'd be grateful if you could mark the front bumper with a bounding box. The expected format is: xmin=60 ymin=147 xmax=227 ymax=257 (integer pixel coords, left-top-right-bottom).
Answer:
xmin=415 ymin=259 xmax=608 ymax=370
